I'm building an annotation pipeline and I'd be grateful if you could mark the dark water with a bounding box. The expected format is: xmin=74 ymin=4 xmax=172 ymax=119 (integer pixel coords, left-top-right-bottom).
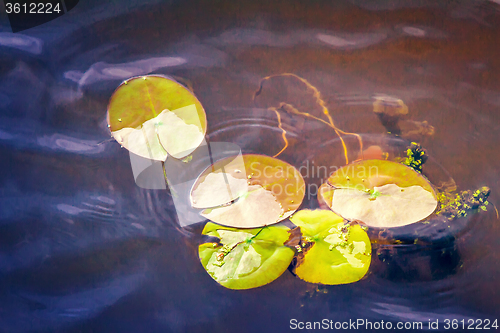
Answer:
xmin=1 ymin=0 xmax=500 ymax=332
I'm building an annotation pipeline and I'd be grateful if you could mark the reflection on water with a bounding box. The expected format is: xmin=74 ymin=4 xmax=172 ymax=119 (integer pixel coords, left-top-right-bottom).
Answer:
xmin=64 ymin=57 xmax=187 ymax=87
xmin=1 ymin=0 xmax=499 ymax=331
xmin=0 ymin=33 xmax=43 ymax=54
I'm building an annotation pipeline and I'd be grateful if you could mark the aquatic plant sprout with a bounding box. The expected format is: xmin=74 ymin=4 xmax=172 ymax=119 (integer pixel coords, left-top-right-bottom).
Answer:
xmin=372 ymin=95 xmax=408 ymax=136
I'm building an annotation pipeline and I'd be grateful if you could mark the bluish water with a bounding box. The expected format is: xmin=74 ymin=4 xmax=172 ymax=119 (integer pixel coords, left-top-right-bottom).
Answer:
xmin=1 ymin=0 xmax=500 ymax=332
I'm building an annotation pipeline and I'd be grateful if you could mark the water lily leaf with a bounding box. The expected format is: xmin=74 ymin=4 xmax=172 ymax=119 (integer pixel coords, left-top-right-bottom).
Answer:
xmin=199 ymin=222 xmax=295 ymax=290
xmin=327 ymin=159 xmax=434 ymax=191
xmin=320 ymin=159 xmax=437 ymax=227
xmin=154 ymin=105 xmax=206 ymax=158
xmin=201 ymin=185 xmax=284 ymax=228
xmin=190 ymin=155 xmax=248 ymax=209
xmin=191 ymin=172 xmax=249 ymax=209
xmin=331 ymin=184 xmax=437 ymax=228
xmin=191 ymin=154 xmax=305 ymax=227
xmin=290 ymin=209 xmax=371 ymax=285
xmin=112 ymin=118 xmax=168 ymax=161
xmin=107 ymin=75 xmax=207 ymax=160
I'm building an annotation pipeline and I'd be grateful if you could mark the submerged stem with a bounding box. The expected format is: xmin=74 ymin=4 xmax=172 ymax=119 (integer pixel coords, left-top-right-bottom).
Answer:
xmin=253 ymin=73 xmax=363 ymax=164
xmin=271 ymin=108 xmax=289 ymax=158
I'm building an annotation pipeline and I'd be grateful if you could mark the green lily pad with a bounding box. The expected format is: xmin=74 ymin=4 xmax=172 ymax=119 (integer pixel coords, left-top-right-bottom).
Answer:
xmin=191 ymin=154 xmax=305 ymax=227
xmin=199 ymin=222 xmax=295 ymax=290
xmin=290 ymin=209 xmax=372 ymax=285
xmin=319 ymin=159 xmax=438 ymax=228
xmin=107 ymin=75 xmax=207 ymax=160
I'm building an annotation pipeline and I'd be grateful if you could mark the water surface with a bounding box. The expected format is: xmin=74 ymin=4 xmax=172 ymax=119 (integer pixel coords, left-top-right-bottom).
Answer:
xmin=1 ymin=0 xmax=500 ymax=332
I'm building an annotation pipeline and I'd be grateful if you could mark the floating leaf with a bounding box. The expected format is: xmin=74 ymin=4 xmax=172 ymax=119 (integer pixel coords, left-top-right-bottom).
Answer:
xmin=327 ymin=159 xmax=434 ymax=190
xmin=191 ymin=172 xmax=249 ymax=209
xmin=331 ymin=184 xmax=437 ymax=228
xmin=290 ymin=209 xmax=371 ymax=285
xmin=201 ymin=185 xmax=284 ymax=228
xmin=107 ymin=75 xmax=207 ymax=160
xmin=199 ymin=222 xmax=295 ymax=289
xmin=112 ymin=116 xmax=169 ymax=161
xmin=319 ymin=159 xmax=437 ymax=228
xmin=191 ymin=154 xmax=305 ymax=227
xmin=190 ymin=155 xmax=248 ymax=209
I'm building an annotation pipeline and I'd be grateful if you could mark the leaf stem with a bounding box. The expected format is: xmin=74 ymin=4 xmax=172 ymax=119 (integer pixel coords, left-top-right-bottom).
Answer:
xmin=253 ymin=73 xmax=363 ymax=165
xmin=250 ymin=226 xmax=268 ymax=240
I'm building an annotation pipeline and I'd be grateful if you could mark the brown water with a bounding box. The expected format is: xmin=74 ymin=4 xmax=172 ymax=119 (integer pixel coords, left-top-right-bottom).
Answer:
xmin=1 ymin=0 xmax=499 ymax=332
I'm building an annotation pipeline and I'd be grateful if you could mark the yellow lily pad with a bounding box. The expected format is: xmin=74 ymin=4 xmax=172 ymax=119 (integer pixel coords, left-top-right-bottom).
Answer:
xmin=201 ymin=185 xmax=283 ymax=228
xmin=319 ymin=159 xmax=438 ymax=228
xmin=107 ymin=75 xmax=207 ymax=160
xmin=331 ymin=184 xmax=437 ymax=228
xmin=191 ymin=154 xmax=305 ymax=227
xmin=190 ymin=155 xmax=248 ymax=209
